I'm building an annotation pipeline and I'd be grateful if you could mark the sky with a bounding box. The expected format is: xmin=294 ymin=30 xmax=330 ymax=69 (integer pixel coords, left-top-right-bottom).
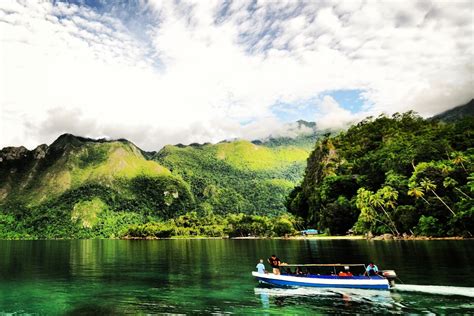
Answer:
xmin=0 ymin=0 xmax=472 ymax=150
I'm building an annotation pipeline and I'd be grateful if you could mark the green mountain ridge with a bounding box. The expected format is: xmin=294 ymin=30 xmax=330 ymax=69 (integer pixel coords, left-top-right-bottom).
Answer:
xmin=287 ymin=103 xmax=474 ymax=237
xmin=0 ymin=125 xmax=319 ymax=238
xmin=431 ymin=99 xmax=474 ymax=123
xmin=2 ymin=99 xmax=472 ymax=239
xmin=152 ymin=139 xmax=312 ymax=215
xmin=0 ymin=134 xmax=172 ymax=204
xmin=0 ymin=135 xmax=198 ymax=238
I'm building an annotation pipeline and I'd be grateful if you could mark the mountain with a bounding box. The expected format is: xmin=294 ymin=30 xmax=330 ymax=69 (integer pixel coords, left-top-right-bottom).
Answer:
xmin=287 ymin=111 xmax=473 ymax=236
xmin=252 ymin=120 xmax=323 ymax=148
xmin=0 ymin=124 xmax=320 ymax=238
xmin=0 ymin=134 xmax=196 ymax=238
xmin=431 ymin=99 xmax=474 ymax=122
xmin=150 ymin=120 xmax=323 ymax=215
xmin=153 ymin=139 xmax=312 ymax=215
xmin=0 ymin=134 xmax=173 ymax=204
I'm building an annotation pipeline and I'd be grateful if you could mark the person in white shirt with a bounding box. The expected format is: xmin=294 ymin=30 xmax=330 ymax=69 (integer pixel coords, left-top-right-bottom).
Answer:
xmin=256 ymin=259 xmax=266 ymax=274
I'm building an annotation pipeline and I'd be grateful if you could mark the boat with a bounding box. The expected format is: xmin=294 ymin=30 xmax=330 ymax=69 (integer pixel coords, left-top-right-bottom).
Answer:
xmin=252 ymin=263 xmax=397 ymax=290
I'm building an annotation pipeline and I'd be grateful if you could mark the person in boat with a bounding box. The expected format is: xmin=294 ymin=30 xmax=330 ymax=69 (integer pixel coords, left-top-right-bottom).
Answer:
xmin=268 ymin=255 xmax=281 ymax=275
xmin=282 ymin=267 xmax=293 ymax=275
xmin=338 ymin=266 xmax=353 ymax=277
xmin=256 ymin=259 xmax=266 ymax=274
xmin=365 ymin=262 xmax=379 ymax=276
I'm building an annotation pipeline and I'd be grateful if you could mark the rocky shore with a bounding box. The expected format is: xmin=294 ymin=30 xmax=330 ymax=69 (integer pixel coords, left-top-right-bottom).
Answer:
xmin=366 ymin=233 xmax=466 ymax=240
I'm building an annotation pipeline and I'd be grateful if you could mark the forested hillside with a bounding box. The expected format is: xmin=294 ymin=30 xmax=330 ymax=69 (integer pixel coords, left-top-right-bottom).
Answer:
xmin=2 ymin=101 xmax=472 ymax=240
xmin=154 ymin=140 xmax=310 ymax=216
xmin=431 ymin=99 xmax=474 ymax=122
xmin=287 ymin=105 xmax=474 ymax=237
xmin=0 ymin=134 xmax=195 ymax=238
xmin=0 ymin=123 xmax=319 ymax=239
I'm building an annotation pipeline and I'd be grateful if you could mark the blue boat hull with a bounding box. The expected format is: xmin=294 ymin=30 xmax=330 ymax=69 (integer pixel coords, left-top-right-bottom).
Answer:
xmin=252 ymin=272 xmax=390 ymax=290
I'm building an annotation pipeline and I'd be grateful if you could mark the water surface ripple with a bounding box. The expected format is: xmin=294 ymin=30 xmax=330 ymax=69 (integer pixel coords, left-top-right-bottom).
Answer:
xmin=0 ymin=239 xmax=473 ymax=314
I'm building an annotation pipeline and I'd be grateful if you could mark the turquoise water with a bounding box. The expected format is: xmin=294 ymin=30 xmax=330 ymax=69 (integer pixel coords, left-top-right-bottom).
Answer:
xmin=0 ymin=239 xmax=473 ymax=314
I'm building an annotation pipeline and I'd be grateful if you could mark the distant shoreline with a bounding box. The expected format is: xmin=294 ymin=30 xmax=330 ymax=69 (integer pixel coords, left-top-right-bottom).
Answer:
xmin=229 ymin=235 xmax=468 ymax=241
xmin=1 ymin=235 xmax=470 ymax=241
xmin=120 ymin=235 xmax=470 ymax=241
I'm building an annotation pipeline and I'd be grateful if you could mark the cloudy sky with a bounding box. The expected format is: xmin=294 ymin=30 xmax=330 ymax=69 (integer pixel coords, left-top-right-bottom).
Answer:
xmin=0 ymin=0 xmax=472 ymax=150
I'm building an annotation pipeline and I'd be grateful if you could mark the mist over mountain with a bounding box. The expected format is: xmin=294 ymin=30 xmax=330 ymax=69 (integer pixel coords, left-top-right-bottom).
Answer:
xmin=431 ymin=99 xmax=474 ymax=123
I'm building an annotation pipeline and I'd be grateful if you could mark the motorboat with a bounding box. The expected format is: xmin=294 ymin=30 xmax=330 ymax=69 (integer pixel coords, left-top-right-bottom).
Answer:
xmin=252 ymin=263 xmax=397 ymax=290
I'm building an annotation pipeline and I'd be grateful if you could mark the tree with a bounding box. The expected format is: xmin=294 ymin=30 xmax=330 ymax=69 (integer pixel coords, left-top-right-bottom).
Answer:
xmin=355 ymin=187 xmax=399 ymax=235
xmin=370 ymin=186 xmax=400 ymax=235
xmin=408 ymin=186 xmax=430 ymax=204
xmin=444 ymin=177 xmax=472 ymax=200
xmin=468 ymin=173 xmax=474 ymax=193
xmin=319 ymin=196 xmax=358 ymax=235
xmin=451 ymin=151 xmax=468 ymax=173
xmin=420 ymin=177 xmax=455 ymax=216
xmin=415 ymin=215 xmax=442 ymax=237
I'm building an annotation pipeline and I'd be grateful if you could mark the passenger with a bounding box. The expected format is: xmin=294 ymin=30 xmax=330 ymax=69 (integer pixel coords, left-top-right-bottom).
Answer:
xmin=365 ymin=262 xmax=379 ymax=276
xmin=268 ymin=255 xmax=281 ymax=275
xmin=295 ymin=267 xmax=304 ymax=276
xmin=256 ymin=259 xmax=266 ymax=274
xmin=338 ymin=266 xmax=353 ymax=277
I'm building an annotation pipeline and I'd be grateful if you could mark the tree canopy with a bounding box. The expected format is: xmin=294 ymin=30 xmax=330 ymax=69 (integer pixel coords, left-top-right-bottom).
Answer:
xmin=287 ymin=112 xmax=473 ymax=237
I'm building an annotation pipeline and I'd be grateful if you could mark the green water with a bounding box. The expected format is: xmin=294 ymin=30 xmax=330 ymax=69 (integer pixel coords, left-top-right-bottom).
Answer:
xmin=0 ymin=239 xmax=473 ymax=315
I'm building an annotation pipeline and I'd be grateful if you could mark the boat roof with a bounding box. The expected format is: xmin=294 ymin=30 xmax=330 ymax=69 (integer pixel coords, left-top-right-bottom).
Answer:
xmin=281 ymin=263 xmax=366 ymax=267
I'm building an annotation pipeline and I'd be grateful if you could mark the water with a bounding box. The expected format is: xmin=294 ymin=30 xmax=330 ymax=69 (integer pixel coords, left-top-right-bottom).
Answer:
xmin=0 ymin=239 xmax=473 ymax=314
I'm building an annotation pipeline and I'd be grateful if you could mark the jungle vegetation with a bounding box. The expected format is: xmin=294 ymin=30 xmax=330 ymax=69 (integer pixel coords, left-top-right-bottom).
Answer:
xmin=1 ymin=105 xmax=472 ymax=239
xmin=286 ymin=111 xmax=473 ymax=237
xmin=0 ymin=125 xmax=316 ymax=239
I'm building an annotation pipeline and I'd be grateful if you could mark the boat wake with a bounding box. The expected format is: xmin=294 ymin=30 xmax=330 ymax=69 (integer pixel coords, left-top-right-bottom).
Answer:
xmin=394 ymin=284 xmax=474 ymax=298
xmin=254 ymin=287 xmax=335 ymax=297
xmin=253 ymin=284 xmax=474 ymax=313
xmin=254 ymin=286 xmax=400 ymax=308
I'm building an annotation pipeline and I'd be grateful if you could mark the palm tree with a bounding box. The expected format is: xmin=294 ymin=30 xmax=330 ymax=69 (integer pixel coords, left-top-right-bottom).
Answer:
xmin=443 ymin=177 xmax=472 ymax=200
xmin=369 ymin=187 xmax=400 ymax=236
xmin=420 ymin=178 xmax=455 ymax=215
xmin=356 ymin=188 xmax=393 ymax=235
xmin=468 ymin=173 xmax=474 ymax=193
xmin=408 ymin=186 xmax=431 ymax=205
xmin=451 ymin=151 xmax=468 ymax=173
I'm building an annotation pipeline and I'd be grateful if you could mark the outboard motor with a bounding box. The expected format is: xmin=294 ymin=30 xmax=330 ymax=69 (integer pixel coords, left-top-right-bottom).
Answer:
xmin=382 ymin=270 xmax=397 ymax=287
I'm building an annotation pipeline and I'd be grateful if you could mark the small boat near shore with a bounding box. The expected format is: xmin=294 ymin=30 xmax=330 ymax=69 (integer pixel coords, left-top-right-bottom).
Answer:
xmin=252 ymin=264 xmax=397 ymax=290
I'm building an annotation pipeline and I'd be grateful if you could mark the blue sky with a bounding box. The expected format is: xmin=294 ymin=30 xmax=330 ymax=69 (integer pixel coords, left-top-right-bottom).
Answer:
xmin=327 ymin=90 xmax=367 ymax=113
xmin=271 ymin=89 xmax=368 ymax=123
xmin=0 ymin=0 xmax=472 ymax=150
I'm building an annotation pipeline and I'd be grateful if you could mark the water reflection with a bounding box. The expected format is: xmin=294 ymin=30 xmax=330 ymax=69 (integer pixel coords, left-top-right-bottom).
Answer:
xmin=0 ymin=239 xmax=473 ymax=314
xmin=253 ymin=285 xmax=408 ymax=314
xmin=254 ymin=283 xmax=474 ymax=314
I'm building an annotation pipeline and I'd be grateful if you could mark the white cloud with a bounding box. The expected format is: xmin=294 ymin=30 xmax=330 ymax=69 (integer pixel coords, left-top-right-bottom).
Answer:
xmin=315 ymin=95 xmax=368 ymax=130
xmin=0 ymin=0 xmax=472 ymax=150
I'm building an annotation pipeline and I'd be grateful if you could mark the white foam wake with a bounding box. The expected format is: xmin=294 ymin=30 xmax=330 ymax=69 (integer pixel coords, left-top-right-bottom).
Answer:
xmin=394 ymin=284 xmax=474 ymax=298
xmin=254 ymin=287 xmax=335 ymax=297
xmin=254 ymin=287 xmax=394 ymax=302
xmin=254 ymin=287 xmax=399 ymax=308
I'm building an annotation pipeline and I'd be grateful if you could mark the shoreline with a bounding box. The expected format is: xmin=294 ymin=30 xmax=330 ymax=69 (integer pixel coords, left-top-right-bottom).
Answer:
xmin=120 ymin=235 xmax=469 ymax=241
xmin=1 ymin=235 xmax=470 ymax=241
xmin=229 ymin=236 xmax=469 ymax=241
